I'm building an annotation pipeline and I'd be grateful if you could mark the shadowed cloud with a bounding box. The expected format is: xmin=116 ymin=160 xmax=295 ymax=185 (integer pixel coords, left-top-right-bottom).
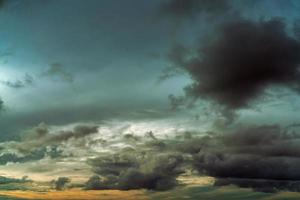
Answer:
xmin=86 ymin=151 xmax=184 ymax=191
xmin=167 ymin=18 xmax=300 ymax=117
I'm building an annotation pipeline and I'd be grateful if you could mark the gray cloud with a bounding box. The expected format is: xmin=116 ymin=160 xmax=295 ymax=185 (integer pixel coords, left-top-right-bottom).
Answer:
xmin=15 ymin=123 xmax=98 ymax=152
xmin=0 ymin=175 xmax=31 ymax=184
xmin=51 ymin=177 xmax=71 ymax=191
xmin=86 ymin=150 xmax=184 ymax=191
xmin=215 ymin=178 xmax=300 ymax=193
xmin=0 ymin=74 xmax=34 ymax=89
xmin=174 ymin=125 xmax=300 ymax=192
xmin=0 ymin=146 xmax=63 ymax=165
xmin=80 ymin=121 xmax=300 ymax=192
xmin=4 ymin=119 xmax=300 ymax=193
xmin=0 ymin=123 xmax=98 ymax=165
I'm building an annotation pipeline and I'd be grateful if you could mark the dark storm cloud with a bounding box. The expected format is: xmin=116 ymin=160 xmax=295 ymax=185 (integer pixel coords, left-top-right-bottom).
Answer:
xmin=215 ymin=178 xmax=300 ymax=193
xmin=169 ymin=18 xmax=300 ymax=113
xmin=175 ymin=125 xmax=300 ymax=191
xmin=160 ymin=0 xmax=230 ymax=19
xmin=0 ymin=74 xmax=34 ymax=89
xmin=86 ymin=151 xmax=184 ymax=191
xmin=41 ymin=63 xmax=74 ymax=83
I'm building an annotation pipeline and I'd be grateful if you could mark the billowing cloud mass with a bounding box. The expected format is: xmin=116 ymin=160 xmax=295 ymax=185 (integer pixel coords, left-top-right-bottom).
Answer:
xmin=168 ymin=18 xmax=300 ymax=114
xmin=192 ymin=125 xmax=300 ymax=179
xmin=175 ymin=125 xmax=300 ymax=191
xmin=86 ymin=150 xmax=184 ymax=191
xmin=3 ymin=118 xmax=300 ymax=192
xmin=80 ymin=122 xmax=300 ymax=192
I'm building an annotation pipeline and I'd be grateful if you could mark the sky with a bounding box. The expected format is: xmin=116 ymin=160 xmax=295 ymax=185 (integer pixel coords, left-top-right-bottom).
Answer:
xmin=1 ymin=0 xmax=300 ymax=199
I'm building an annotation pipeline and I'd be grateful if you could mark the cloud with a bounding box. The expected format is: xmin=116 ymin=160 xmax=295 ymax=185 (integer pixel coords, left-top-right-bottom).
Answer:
xmin=159 ymin=0 xmax=231 ymax=19
xmin=0 ymin=146 xmax=63 ymax=165
xmin=5 ymin=119 xmax=300 ymax=193
xmin=215 ymin=178 xmax=300 ymax=193
xmin=168 ymin=18 xmax=300 ymax=115
xmin=51 ymin=177 xmax=71 ymax=190
xmin=0 ymin=123 xmax=98 ymax=165
xmin=14 ymin=123 xmax=99 ymax=152
xmin=0 ymin=176 xmax=31 ymax=184
xmin=43 ymin=125 xmax=99 ymax=144
xmin=0 ymin=74 xmax=34 ymax=89
xmin=86 ymin=151 xmax=184 ymax=191
xmin=41 ymin=63 xmax=74 ymax=83
xmin=175 ymin=124 xmax=300 ymax=191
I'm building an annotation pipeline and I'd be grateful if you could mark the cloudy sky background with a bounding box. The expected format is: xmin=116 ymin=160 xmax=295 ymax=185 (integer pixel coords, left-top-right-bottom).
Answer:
xmin=1 ymin=0 xmax=300 ymax=198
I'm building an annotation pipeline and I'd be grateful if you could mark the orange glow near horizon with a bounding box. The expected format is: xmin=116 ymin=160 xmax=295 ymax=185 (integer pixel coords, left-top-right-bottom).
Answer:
xmin=0 ymin=189 xmax=149 ymax=200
